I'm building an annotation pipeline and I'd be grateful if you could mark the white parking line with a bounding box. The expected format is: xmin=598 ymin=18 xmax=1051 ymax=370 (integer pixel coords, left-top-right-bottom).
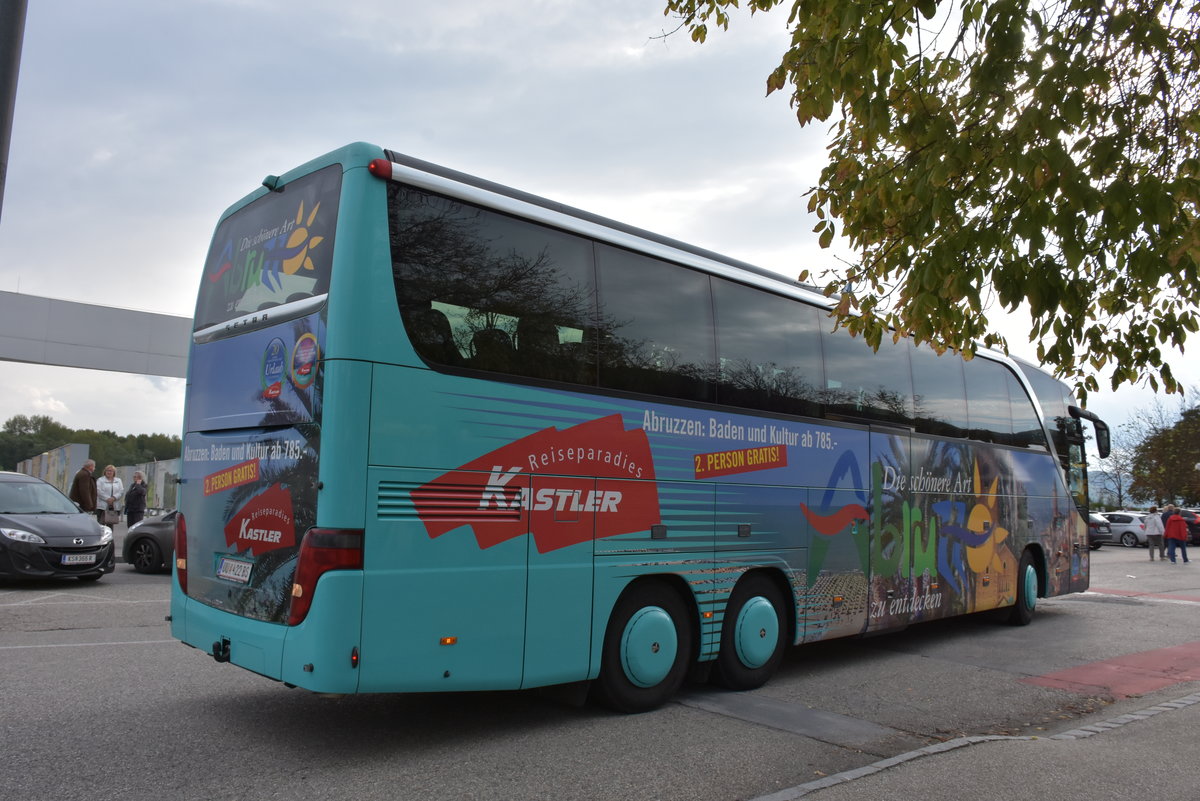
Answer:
xmin=0 ymin=594 xmax=168 ymax=606
xmin=0 ymin=639 xmax=177 ymax=650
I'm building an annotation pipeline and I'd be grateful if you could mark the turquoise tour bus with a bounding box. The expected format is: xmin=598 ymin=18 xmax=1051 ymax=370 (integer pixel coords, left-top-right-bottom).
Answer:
xmin=170 ymin=142 xmax=1109 ymax=712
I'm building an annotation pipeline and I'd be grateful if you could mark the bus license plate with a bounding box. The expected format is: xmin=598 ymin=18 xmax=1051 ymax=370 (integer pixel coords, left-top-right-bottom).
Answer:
xmin=61 ymin=553 xmax=97 ymax=565
xmin=217 ymin=557 xmax=253 ymax=584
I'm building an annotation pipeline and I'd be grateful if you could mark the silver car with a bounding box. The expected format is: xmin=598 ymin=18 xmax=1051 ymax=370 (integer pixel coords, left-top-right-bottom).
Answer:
xmin=1098 ymin=511 xmax=1148 ymax=548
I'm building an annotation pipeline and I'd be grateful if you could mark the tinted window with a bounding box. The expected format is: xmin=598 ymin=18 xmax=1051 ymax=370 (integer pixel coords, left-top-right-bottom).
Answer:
xmin=909 ymin=345 xmax=969 ymax=437
xmin=389 ymin=186 xmax=597 ymax=383
xmin=963 ymin=357 xmax=1013 ymax=443
xmin=1006 ymin=372 xmax=1048 ymax=448
xmin=197 ymin=164 xmax=341 ymax=330
xmin=1017 ymin=362 xmax=1077 ymax=457
xmin=821 ymin=327 xmax=914 ymax=425
xmin=594 ymin=245 xmax=715 ymax=403
xmin=712 ymin=279 xmax=823 ymax=417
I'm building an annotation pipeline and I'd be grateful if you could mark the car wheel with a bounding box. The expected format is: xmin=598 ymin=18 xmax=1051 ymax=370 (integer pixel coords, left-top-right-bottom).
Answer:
xmin=129 ymin=538 xmax=163 ymax=574
xmin=594 ymin=581 xmax=693 ymax=713
xmin=711 ymin=573 xmax=788 ymax=691
xmin=1120 ymin=532 xmax=1138 ymax=548
xmin=1089 ymin=542 xmax=1102 ymax=550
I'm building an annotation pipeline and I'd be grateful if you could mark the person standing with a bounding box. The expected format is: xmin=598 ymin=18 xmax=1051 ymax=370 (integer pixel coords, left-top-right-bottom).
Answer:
xmin=1165 ymin=507 xmax=1190 ymax=564
xmin=124 ymin=471 xmax=148 ymax=527
xmin=69 ymin=459 xmax=97 ymax=515
xmin=1144 ymin=506 xmax=1166 ymax=561
xmin=95 ymin=464 xmax=124 ymax=527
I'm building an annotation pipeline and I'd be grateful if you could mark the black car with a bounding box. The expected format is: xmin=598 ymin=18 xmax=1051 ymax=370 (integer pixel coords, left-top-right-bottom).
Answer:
xmin=122 ymin=510 xmax=177 ymax=574
xmin=1087 ymin=513 xmax=1112 ymax=550
xmin=1180 ymin=509 xmax=1200 ymax=546
xmin=0 ymin=471 xmax=116 ymax=581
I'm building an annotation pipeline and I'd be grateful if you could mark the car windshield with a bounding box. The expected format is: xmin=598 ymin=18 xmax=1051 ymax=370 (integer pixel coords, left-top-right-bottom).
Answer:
xmin=0 ymin=481 xmax=79 ymax=515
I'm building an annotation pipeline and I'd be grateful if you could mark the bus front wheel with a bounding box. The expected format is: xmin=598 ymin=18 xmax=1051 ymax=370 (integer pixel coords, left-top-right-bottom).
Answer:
xmin=712 ymin=573 xmax=788 ymax=691
xmin=1006 ymin=550 xmax=1039 ymax=626
xmin=594 ymin=582 xmax=693 ymax=713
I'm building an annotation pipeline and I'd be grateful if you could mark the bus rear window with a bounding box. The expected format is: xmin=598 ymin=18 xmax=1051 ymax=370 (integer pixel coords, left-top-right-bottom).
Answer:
xmin=195 ymin=164 xmax=342 ymax=331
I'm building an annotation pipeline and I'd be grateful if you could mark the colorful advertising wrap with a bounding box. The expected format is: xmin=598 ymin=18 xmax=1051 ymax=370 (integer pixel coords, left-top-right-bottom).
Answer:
xmin=181 ymin=427 xmax=318 ymax=623
xmin=412 ymin=415 xmax=660 ymax=553
xmin=407 ymin=389 xmax=1077 ymax=633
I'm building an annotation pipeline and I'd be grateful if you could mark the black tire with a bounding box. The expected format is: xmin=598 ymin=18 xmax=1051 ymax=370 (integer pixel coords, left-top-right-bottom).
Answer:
xmin=1006 ymin=550 xmax=1038 ymax=626
xmin=129 ymin=537 xmax=163 ymax=574
xmin=711 ymin=573 xmax=788 ymax=691
xmin=594 ymin=581 xmax=693 ymax=713
xmin=1120 ymin=532 xmax=1138 ymax=548
xmin=1089 ymin=542 xmax=1102 ymax=550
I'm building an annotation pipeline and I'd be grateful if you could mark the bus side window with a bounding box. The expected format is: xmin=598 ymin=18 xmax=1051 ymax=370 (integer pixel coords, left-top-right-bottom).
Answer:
xmin=820 ymin=326 xmax=914 ymax=425
xmin=1006 ymin=372 xmax=1047 ymax=448
xmin=711 ymin=277 xmax=823 ymax=418
xmin=909 ymin=345 xmax=968 ymax=437
xmin=963 ymin=358 xmax=1013 ymax=444
xmin=594 ymin=245 xmax=716 ymax=404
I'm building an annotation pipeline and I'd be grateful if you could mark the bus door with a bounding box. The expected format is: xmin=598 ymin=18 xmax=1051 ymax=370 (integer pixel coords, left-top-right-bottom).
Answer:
xmin=522 ymin=474 xmax=596 ymax=688
xmin=865 ymin=426 xmax=916 ymax=634
xmin=359 ymin=466 xmax=528 ymax=692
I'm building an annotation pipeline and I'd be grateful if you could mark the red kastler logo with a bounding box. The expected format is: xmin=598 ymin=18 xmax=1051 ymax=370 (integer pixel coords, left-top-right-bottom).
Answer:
xmin=411 ymin=414 xmax=660 ymax=553
xmin=223 ymin=483 xmax=297 ymax=556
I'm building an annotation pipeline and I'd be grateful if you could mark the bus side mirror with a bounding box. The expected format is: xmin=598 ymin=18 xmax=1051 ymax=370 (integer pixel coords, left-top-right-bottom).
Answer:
xmin=1068 ymin=405 xmax=1110 ymax=459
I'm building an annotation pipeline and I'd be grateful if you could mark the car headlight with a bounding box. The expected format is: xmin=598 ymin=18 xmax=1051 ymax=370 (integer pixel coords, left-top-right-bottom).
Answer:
xmin=100 ymin=527 xmax=113 ymax=544
xmin=128 ymin=520 xmax=143 ymax=532
xmin=1 ymin=528 xmax=47 ymax=544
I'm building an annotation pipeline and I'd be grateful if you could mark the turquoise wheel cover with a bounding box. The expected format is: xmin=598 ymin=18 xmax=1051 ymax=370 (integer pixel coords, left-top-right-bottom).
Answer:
xmin=620 ymin=606 xmax=678 ymax=688
xmin=734 ymin=596 xmax=779 ymax=669
xmin=1022 ymin=564 xmax=1037 ymax=609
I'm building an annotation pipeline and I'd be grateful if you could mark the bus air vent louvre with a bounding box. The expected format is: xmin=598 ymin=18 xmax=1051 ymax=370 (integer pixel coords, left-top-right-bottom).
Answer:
xmin=377 ymin=480 xmax=522 ymax=522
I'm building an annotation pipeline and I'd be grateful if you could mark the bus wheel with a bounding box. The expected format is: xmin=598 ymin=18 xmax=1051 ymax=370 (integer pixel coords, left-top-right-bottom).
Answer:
xmin=1006 ymin=550 xmax=1038 ymax=626
xmin=595 ymin=582 xmax=692 ymax=713
xmin=712 ymin=573 xmax=787 ymax=691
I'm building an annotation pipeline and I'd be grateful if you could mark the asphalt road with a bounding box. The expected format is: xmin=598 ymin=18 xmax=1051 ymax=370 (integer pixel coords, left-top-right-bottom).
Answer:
xmin=2 ymin=543 xmax=1198 ymax=801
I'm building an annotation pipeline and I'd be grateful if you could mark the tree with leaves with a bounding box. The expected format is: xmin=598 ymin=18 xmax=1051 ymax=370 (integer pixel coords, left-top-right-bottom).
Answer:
xmin=663 ymin=0 xmax=1200 ymax=396
xmin=1129 ymin=398 xmax=1200 ymax=504
xmin=1095 ymin=422 xmax=1138 ymax=508
xmin=0 ymin=415 xmax=180 ymax=472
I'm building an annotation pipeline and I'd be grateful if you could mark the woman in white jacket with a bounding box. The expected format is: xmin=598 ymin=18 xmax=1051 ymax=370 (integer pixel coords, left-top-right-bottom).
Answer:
xmin=95 ymin=465 xmax=124 ymax=527
xmin=1143 ymin=506 xmax=1166 ymax=561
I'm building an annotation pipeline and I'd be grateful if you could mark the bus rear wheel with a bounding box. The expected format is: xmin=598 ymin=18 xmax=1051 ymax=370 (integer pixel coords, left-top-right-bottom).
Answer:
xmin=594 ymin=582 xmax=693 ymax=713
xmin=712 ymin=573 xmax=788 ymax=691
xmin=1006 ymin=550 xmax=1038 ymax=626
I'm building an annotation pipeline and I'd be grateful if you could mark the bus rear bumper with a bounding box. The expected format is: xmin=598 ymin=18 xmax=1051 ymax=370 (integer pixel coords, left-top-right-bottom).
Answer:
xmin=170 ymin=571 xmax=363 ymax=694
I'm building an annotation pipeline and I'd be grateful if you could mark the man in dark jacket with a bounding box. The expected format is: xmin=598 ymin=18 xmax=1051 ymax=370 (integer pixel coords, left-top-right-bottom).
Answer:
xmin=69 ymin=460 xmax=97 ymax=513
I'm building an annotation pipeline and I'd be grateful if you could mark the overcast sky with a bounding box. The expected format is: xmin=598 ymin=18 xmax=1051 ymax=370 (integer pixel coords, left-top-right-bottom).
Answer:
xmin=0 ymin=0 xmax=1183 ymax=441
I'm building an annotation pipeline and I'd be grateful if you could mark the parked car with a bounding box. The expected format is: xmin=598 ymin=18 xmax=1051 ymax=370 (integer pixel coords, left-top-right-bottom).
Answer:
xmin=1178 ymin=509 xmax=1200 ymax=546
xmin=121 ymin=510 xmax=177 ymax=574
xmin=1087 ymin=513 xmax=1112 ymax=549
xmin=1098 ymin=511 xmax=1148 ymax=548
xmin=0 ymin=471 xmax=115 ymax=581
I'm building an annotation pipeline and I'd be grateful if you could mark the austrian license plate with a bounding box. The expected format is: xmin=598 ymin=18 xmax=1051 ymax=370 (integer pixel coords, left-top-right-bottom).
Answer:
xmin=216 ymin=556 xmax=253 ymax=584
xmin=61 ymin=553 xmax=97 ymax=565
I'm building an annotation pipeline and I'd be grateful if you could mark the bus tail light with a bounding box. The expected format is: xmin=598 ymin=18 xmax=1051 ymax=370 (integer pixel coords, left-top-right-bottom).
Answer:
xmin=367 ymin=159 xmax=394 ymax=179
xmin=174 ymin=513 xmax=188 ymax=594
xmin=287 ymin=528 xmax=364 ymax=626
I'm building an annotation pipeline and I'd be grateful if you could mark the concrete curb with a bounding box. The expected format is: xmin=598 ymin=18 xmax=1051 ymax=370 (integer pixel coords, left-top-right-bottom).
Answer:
xmin=750 ymin=691 xmax=1200 ymax=800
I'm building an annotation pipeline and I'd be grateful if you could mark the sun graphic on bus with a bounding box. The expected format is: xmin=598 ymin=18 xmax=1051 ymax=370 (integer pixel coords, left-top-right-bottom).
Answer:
xmin=281 ymin=201 xmax=324 ymax=277
xmin=964 ymin=461 xmax=1010 ymax=579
